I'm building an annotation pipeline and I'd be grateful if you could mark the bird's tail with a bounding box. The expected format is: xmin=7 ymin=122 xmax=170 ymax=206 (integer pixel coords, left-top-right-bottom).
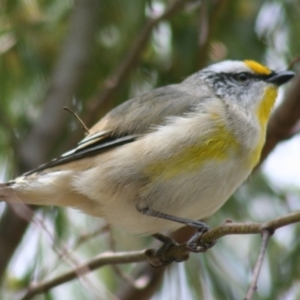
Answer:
xmin=0 ymin=170 xmax=71 ymax=206
xmin=0 ymin=182 xmax=36 ymax=221
xmin=0 ymin=171 xmax=91 ymax=209
xmin=0 ymin=182 xmax=20 ymax=203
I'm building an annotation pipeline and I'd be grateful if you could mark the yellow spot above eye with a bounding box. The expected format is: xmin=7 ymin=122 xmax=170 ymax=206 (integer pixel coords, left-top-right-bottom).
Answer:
xmin=244 ymin=60 xmax=272 ymax=75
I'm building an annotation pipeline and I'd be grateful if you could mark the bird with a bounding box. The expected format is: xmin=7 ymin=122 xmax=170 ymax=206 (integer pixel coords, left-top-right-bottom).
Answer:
xmin=0 ymin=60 xmax=295 ymax=239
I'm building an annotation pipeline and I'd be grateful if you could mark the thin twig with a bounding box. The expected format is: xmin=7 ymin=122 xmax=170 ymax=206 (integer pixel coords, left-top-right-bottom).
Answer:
xmin=287 ymin=54 xmax=300 ymax=70
xmin=31 ymin=213 xmax=105 ymax=296
xmin=112 ymin=265 xmax=142 ymax=289
xmin=38 ymin=224 xmax=109 ymax=279
xmin=63 ymin=106 xmax=90 ymax=134
xmin=73 ymin=224 xmax=109 ymax=249
xmin=21 ymin=250 xmax=147 ymax=300
xmin=245 ymin=230 xmax=272 ymax=300
xmin=106 ymin=226 xmax=141 ymax=289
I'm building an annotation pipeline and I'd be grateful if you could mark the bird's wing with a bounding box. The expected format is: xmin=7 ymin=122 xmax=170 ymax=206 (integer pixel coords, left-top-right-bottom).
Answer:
xmin=23 ymin=83 xmax=204 ymax=176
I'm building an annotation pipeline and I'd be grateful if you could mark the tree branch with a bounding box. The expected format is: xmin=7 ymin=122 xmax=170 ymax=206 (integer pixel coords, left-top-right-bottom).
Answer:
xmin=20 ymin=211 xmax=300 ymax=300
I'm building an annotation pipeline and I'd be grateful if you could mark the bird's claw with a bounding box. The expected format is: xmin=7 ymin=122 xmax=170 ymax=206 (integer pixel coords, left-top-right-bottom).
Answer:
xmin=186 ymin=229 xmax=216 ymax=253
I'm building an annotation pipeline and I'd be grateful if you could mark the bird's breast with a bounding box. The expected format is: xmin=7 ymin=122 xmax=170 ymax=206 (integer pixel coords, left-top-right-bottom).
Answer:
xmin=144 ymin=122 xmax=243 ymax=181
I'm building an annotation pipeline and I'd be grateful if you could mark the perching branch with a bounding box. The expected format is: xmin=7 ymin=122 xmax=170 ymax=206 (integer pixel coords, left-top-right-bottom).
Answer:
xmin=20 ymin=211 xmax=300 ymax=300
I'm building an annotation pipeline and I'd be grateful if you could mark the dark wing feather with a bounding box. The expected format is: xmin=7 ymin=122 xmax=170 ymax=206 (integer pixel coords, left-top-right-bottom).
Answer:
xmin=23 ymin=135 xmax=139 ymax=176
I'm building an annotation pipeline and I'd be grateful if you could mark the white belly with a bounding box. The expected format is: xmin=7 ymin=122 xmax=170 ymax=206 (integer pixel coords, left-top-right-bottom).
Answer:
xmin=74 ymin=155 xmax=251 ymax=235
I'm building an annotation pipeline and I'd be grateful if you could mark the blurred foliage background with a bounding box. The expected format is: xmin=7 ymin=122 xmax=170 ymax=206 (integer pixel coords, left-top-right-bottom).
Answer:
xmin=0 ymin=0 xmax=300 ymax=299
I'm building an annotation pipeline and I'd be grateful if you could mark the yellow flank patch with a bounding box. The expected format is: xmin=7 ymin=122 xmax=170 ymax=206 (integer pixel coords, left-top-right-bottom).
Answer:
xmin=145 ymin=123 xmax=241 ymax=180
xmin=249 ymin=86 xmax=278 ymax=167
xmin=244 ymin=60 xmax=272 ymax=75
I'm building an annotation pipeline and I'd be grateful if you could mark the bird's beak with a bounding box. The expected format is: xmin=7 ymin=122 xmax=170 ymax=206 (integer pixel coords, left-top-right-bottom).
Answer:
xmin=266 ymin=71 xmax=295 ymax=86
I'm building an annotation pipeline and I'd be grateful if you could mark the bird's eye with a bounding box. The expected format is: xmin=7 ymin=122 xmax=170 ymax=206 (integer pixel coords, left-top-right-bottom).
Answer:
xmin=233 ymin=73 xmax=249 ymax=82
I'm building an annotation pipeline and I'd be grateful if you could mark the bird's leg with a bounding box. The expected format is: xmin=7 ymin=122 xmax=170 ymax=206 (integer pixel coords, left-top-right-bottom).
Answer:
xmin=137 ymin=206 xmax=216 ymax=266
xmin=136 ymin=205 xmax=209 ymax=231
